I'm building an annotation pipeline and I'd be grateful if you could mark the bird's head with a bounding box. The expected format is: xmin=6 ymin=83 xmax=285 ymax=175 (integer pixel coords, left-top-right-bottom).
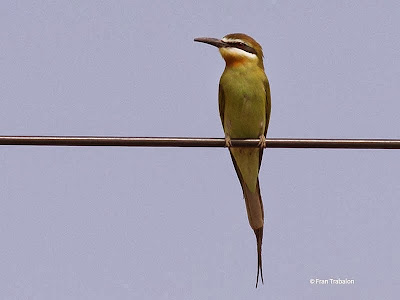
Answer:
xmin=194 ymin=33 xmax=264 ymax=69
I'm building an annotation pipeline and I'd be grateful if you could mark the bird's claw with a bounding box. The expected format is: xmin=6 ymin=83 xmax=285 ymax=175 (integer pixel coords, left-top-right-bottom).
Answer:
xmin=224 ymin=136 xmax=232 ymax=148
xmin=258 ymin=135 xmax=267 ymax=149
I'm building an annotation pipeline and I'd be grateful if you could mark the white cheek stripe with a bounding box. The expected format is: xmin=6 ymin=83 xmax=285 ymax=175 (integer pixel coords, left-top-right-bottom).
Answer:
xmin=220 ymin=47 xmax=258 ymax=59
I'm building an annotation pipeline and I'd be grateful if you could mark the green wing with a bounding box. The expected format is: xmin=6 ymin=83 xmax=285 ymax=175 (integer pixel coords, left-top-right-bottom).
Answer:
xmin=264 ymin=78 xmax=271 ymax=137
xmin=218 ymin=83 xmax=225 ymax=129
xmin=258 ymin=77 xmax=271 ymax=168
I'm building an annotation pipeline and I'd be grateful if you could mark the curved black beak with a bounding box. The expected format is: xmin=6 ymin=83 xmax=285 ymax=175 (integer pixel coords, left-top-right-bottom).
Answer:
xmin=194 ymin=37 xmax=228 ymax=48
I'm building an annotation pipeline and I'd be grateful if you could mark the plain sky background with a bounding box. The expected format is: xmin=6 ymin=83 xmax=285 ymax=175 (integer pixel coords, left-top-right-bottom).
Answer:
xmin=1 ymin=1 xmax=400 ymax=299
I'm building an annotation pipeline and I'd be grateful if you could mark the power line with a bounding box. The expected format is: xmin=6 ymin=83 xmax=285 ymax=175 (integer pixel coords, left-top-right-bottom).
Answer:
xmin=1 ymin=136 xmax=400 ymax=149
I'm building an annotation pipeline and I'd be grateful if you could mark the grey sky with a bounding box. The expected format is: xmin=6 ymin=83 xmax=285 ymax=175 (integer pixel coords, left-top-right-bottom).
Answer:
xmin=1 ymin=1 xmax=400 ymax=299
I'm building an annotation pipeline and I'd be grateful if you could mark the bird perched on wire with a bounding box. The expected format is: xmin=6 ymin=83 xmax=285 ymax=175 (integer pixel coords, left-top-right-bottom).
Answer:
xmin=194 ymin=33 xmax=271 ymax=287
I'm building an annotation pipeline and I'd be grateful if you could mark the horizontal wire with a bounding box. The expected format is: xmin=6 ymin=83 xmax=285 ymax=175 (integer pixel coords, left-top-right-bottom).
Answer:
xmin=1 ymin=136 xmax=400 ymax=149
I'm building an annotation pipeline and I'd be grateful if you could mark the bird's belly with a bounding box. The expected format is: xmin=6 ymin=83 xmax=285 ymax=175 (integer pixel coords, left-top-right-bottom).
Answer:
xmin=223 ymin=92 xmax=266 ymax=139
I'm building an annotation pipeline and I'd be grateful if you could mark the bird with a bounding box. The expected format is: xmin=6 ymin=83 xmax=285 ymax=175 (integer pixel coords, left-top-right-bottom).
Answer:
xmin=194 ymin=33 xmax=271 ymax=287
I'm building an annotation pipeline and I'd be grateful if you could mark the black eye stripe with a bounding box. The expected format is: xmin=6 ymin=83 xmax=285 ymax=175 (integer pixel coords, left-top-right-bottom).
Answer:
xmin=226 ymin=41 xmax=257 ymax=55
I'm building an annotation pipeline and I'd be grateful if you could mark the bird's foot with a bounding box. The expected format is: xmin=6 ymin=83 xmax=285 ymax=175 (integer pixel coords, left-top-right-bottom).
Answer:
xmin=224 ymin=135 xmax=232 ymax=148
xmin=258 ymin=135 xmax=267 ymax=149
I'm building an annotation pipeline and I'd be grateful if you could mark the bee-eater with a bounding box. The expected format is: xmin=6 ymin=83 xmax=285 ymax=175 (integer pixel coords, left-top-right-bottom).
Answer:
xmin=194 ymin=33 xmax=271 ymax=287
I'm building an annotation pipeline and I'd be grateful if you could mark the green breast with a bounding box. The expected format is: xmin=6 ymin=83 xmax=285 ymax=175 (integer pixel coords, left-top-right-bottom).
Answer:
xmin=219 ymin=65 xmax=267 ymax=138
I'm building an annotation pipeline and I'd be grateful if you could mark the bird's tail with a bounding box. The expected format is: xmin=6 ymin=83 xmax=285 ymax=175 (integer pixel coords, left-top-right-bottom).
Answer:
xmin=254 ymin=227 xmax=264 ymax=288
xmin=242 ymin=179 xmax=264 ymax=288
xmin=229 ymin=150 xmax=264 ymax=287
